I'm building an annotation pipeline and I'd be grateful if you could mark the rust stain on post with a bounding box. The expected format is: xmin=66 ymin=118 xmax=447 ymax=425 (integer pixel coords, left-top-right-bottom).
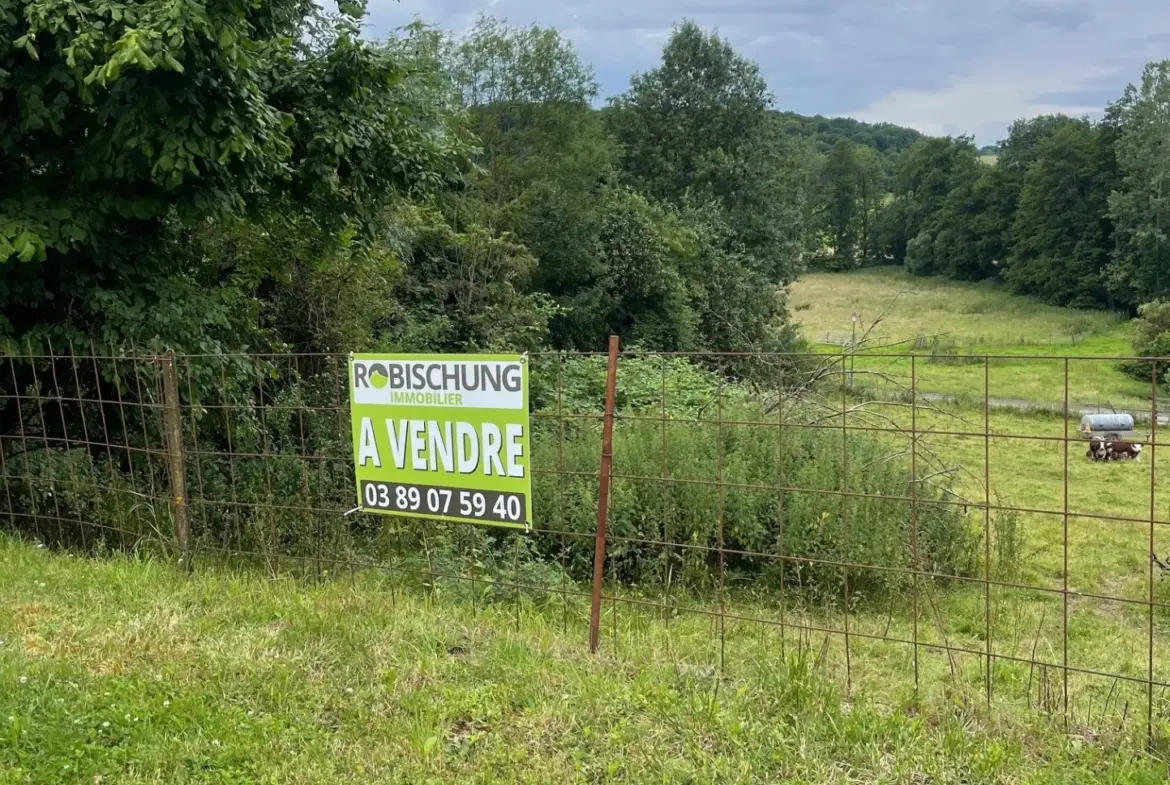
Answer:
xmin=589 ymin=335 xmax=620 ymax=654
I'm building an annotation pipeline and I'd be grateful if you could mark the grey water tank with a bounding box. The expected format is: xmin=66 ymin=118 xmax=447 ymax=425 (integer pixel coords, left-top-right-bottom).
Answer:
xmin=1080 ymin=413 xmax=1135 ymax=439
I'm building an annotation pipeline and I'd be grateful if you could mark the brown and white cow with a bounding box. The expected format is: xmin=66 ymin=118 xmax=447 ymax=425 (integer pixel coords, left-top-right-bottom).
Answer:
xmin=1087 ymin=437 xmax=1143 ymax=461
xmin=1087 ymin=437 xmax=1109 ymax=461
xmin=1108 ymin=440 xmax=1143 ymax=460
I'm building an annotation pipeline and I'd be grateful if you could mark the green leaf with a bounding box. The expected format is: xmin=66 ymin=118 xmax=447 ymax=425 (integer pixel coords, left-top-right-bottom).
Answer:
xmin=130 ymin=200 xmax=155 ymax=220
xmin=134 ymin=48 xmax=156 ymax=71
xmin=17 ymin=239 xmax=36 ymax=263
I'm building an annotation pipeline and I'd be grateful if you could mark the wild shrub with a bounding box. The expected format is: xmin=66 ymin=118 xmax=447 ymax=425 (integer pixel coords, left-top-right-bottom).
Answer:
xmin=921 ymin=336 xmax=982 ymax=366
xmin=530 ymin=357 xmax=979 ymax=602
xmin=1119 ymin=299 xmax=1170 ymax=384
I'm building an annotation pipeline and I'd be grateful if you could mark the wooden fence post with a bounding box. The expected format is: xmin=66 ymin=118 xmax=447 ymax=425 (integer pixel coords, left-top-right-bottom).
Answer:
xmin=159 ymin=350 xmax=190 ymax=566
xmin=589 ymin=335 xmax=620 ymax=653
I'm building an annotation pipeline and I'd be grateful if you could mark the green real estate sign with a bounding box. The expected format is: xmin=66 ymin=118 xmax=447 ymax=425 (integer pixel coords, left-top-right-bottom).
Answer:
xmin=349 ymin=353 xmax=532 ymax=529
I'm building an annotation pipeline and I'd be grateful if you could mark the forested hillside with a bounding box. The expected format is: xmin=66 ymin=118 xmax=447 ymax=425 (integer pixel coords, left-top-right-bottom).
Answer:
xmin=868 ymin=77 xmax=1170 ymax=329
xmin=775 ymin=111 xmax=923 ymax=155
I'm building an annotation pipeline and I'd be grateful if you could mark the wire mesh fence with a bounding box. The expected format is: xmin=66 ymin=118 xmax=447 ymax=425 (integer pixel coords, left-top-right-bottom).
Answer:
xmin=2 ymin=343 xmax=1170 ymax=746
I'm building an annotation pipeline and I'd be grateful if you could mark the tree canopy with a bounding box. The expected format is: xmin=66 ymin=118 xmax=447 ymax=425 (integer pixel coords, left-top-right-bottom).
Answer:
xmin=870 ymin=65 xmax=1170 ymax=323
xmin=0 ymin=1 xmax=468 ymax=351
xmin=607 ymin=21 xmax=809 ymax=285
xmin=6 ymin=2 xmax=1170 ymax=369
xmin=1107 ymin=61 xmax=1170 ymax=306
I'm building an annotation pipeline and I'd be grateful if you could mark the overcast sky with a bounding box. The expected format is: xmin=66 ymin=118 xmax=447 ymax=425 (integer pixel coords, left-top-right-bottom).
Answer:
xmin=361 ymin=0 xmax=1170 ymax=145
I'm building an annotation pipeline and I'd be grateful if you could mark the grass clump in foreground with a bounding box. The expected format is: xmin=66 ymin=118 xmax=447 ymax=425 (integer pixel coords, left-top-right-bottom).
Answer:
xmin=2 ymin=538 xmax=1168 ymax=784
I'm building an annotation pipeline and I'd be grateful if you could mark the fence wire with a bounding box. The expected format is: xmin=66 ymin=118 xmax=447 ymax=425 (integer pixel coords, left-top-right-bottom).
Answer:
xmin=2 ymin=344 xmax=1170 ymax=745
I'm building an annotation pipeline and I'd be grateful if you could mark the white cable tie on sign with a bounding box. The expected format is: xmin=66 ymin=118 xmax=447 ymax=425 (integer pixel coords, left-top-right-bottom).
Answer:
xmin=342 ymin=506 xmax=361 ymax=517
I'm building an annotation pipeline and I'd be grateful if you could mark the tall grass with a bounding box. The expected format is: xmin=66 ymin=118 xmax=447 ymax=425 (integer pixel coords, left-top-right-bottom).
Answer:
xmin=532 ymin=404 xmax=977 ymax=601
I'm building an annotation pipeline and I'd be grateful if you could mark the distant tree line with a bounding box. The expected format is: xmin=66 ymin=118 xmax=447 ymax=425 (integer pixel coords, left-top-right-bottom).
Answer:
xmin=828 ymin=65 xmax=1170 ymax=325
xmin=776 ymin=112 xmax=923 ymax=156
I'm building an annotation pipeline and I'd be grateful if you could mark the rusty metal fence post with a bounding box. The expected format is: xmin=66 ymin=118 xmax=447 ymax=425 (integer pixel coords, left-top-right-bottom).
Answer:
xmin=159 ymin=350 xmax=191 ymax=566
xmin=589 ymin=335 xmax=620 ymax=654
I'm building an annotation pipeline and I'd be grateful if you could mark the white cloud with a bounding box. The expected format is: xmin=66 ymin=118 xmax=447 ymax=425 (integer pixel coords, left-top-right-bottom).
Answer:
xmin=363 ymin=0 xmax=1170 ymax=143
xmin=853 ymin=56 xmax=1113 ymax=139
xmin=852 ymin=0 xmax=1170 ymax=141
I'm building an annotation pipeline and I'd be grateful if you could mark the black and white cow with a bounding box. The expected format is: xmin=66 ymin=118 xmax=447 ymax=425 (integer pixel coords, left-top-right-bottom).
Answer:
xmin=1087 ymin=437 xmax=1143 ymax=461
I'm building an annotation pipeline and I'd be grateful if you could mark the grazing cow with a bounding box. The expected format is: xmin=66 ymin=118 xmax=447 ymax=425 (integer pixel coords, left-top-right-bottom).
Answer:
xmin=1087 ymin=437 xmax=1143 ymax=461
xmin=1086 ymin=437 xmax=1109 ymax=461
xmin=1107 ymin=440 xmax=1143 ymax=460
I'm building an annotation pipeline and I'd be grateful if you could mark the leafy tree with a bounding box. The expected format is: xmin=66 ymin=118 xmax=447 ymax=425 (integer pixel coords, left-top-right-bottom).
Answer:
xmin=819 ymin=140 xmax=885 ymax=268
xmin=929 ymin=167 xmax=1015 ymax=280
xmin=443 ymin=17 xmax=620 ymax=349
xmin=679 ymin=204 xmax=799 ymax=356
xmin=889 ymin=137 xmax=982 ymax=272
xmin=1119 ymin=299 xmax=1170 ymax=383
xmin=446 ymin=14 xmax=597 ymax=105
xmin=0 ymin=2 xmax=469 ymax=351
xmin=608 ymin=21 xmax=807 ymax=283
xmin=998 ymin=115 xmax=1085 ymax=174
xmin=382 ymin=204 xmax=556 ymax=353
xmin=463 ymin=99 xmax=617 ymax=294
xmin=1004 ymin=121 xmax=1113 ymax=307
xmin=1107 ymin=61 xmax=1170 ymax=305
xmin=571 ymin=188 xmax=698 ymax=351
xmin=609 ymin=20 xmax=771 ymax=204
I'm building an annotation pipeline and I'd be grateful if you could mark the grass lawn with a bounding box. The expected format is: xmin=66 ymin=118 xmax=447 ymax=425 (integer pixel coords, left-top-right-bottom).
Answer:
xmin=3 ymin=537 xmax=1170 ymax=784
xmin=789 ymin=267 xmax=1129 ymax=350
xmin=789 ymin=267 xmax=1152 ymax=407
